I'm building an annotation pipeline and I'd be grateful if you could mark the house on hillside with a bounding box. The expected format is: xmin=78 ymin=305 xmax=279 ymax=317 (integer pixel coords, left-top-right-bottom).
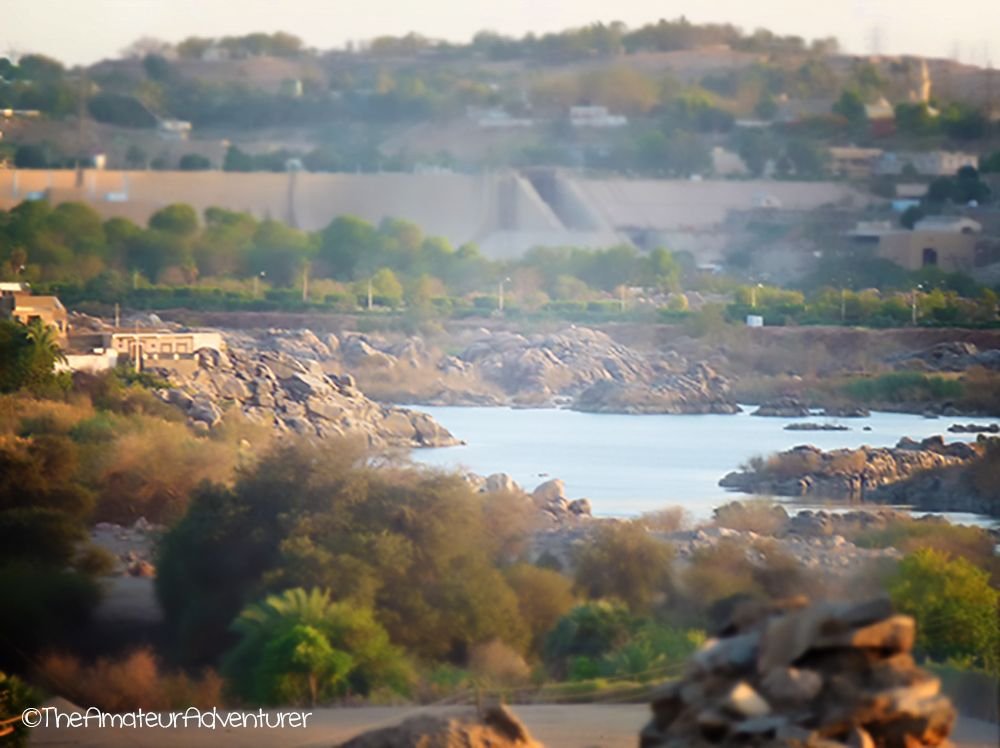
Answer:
xmin=874 ymin=151 xmax=978 ymax=177
xmin=828 ymin=147 xmax=884 ymax=179
xmin=0 ymin=291 xmax=68 ymax=341
xmin=569 ymin=106 xmax=627 ymax=128
xmin=876 ymin=226 xmax=978 ymax=272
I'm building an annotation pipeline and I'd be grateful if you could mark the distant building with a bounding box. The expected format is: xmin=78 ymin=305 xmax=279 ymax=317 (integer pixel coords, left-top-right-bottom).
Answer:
xmin=711 ymin=147 xmax=748 ymax=177
xmin=469 ymin=107 xmax=533 ymax=128
xmin=776 ymin=98 xmax=837 ymax=124
xmin=912 ymin=215 xmax=981 ymax=234
xmin=158 ymin=119 xmax=192 ymax=141
xmin=877 ymin=229 xmax=977 ymax=272
xmin=0 ymin=291 xmax=68 ymax=340
xmin=828 ymin=147 xmax=883 ymax=179
xmin=109 ymin=329 xmax=224 ymax=363
xmin=874 ymin=151 xmax=979 ymax=177
xmin=569 ymin=106 xmax=627 ymax=128
xmin=864 ymin=97 xmax=895 ymax=122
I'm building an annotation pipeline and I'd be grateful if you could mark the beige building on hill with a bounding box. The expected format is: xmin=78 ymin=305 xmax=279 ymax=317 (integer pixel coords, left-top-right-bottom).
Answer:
xmin=877 ymin=230 xmax=978 ymax=272
xmin=0 ymin=291 xmax=68 ymax=341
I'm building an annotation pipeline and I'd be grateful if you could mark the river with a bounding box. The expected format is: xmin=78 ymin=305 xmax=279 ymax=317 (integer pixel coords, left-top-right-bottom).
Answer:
xmin=410 ymin=406 xmax=1000 ymax=526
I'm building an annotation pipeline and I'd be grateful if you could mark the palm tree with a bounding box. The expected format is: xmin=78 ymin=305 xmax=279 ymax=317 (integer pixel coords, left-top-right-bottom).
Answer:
xmin=25 ymin=319 xmax=67 ymax=365
xmin=224 ymin=587 xmax=411 ymax=705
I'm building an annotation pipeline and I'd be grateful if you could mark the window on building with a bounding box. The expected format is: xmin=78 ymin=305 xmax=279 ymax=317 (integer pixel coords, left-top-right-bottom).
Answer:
xmin=922 ymin=248 xmax=938 ymax=267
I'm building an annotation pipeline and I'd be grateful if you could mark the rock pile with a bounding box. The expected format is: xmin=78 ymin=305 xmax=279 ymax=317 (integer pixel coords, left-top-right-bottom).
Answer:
xmin=719 ymin=437 xmax=986 ymax=499
xmin=887 ymin=341 xmax=1000 ymax=372
xmin=339 ymin=705 xmax=540 ymax=748
xmin=155 ymin=344 xmax=459 ymax=448
xmin=752 ymin=399 xmax=811 ymax=418
xmin=225 ymin=325 xmax=739 ymax=414
xmin=473 ymin=473 xmax=593 ymax=525
xmin=461 ymin=328 xmax=739 ymax=413
xmin=641 ymin=597 xmax=955 ymax=747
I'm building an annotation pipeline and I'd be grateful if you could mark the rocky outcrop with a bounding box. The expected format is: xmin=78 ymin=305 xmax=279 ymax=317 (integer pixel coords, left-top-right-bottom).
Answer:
xmin=947 ymin=422 xmax=999 ymax=433
xmin=528 ymin=510 xmax=906 ymax=579
xmin=641 ymin=597 xmax=955 ymax=747
xmin=821 ymin=406 xmax=870 ymax=418
xmin=887 ymin=341 xmax=1000 ymax=372
xmin=225 ymin=325 xmax=738 ymax=414
xmin=752 ymin=399 xmax=811 ymax=418
xmin=460 ymin=328 xmax=738 ymax=413
xmin=153 ymin=345 xmax=459 ymax=448
xmin=573 ymin=363 xmax=740 ymax=414
xmin=340 ymin=705 xmax=540 ymax=748
xmin=866 ymin=439 xmax=1000 ymax=516
xmin=719 ymin=437 xmax=988 ymax=500
xmin=784 ymin=423 xmax=849 ymax=432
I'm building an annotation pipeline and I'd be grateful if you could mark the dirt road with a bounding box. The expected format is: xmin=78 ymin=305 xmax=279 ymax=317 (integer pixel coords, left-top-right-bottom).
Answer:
xmin=27 ymin=703 xmax=999 ymax=747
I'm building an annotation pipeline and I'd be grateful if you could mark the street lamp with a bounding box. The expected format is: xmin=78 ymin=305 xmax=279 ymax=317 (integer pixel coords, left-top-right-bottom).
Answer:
xmin=911 ymin=283 xmax=926 ymax=326
xmin=498 ymin=276 xmax=511 ymax=313
xmin=253 ymin=271 xmax=266 ymax=297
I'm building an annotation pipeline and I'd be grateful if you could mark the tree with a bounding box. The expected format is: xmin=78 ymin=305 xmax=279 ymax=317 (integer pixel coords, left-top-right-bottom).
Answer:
xmin=178 ymin=154 xmax=211 ymax=171
xmin=888 ymin=548 xmax=999 ymax=673
xmin=832 ymin=90 xmax=866 ymax=127
xmin=372 ymin=268 xmax=403 ymax=307
xmin=13 ymin=144 xmax=49 ymax=169
xmin=0 ymin=320 xmax=64 ymax=394
xmin=149 ymin=204 xmax=199 ymax=236
xmin=504 ymin=564 xmax=576 ymax=654
xmin=223 ymin=588 xmax=410 ymax=705
xmin=572 ymin=522 xmax=674 ymax=613
xmin=158 ymin=441 xmax=530 ymax=666
xmin=900 ymin=205 xmax=926 ymax=229
xmin=223 ymin=145 xmax=256 ymax=172
xmin=125 ymin=145 xmax=147 ymax=169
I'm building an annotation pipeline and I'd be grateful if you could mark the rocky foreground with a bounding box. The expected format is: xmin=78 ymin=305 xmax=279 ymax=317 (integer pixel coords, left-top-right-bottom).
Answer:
xmin=152 ymin=344 xmax=459 ymax=448
xmin=642 ymin=597 xmax=954 ymax=747
xmin=227 ymin=325 xmax=740 ymax=414
xmin=718 ymin=436 xmax=997 ymax=514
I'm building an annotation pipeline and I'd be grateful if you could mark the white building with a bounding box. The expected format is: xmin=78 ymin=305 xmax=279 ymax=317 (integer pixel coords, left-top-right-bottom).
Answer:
xmin=569 ymin=106 xmax=627 ymax=128
xmin=874 ymin=151 xmax=979 ymax=177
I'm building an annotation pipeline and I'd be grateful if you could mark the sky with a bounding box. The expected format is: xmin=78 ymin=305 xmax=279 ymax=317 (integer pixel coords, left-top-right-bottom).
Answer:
xmin=2 ymin=0 xmax=998 ymax=67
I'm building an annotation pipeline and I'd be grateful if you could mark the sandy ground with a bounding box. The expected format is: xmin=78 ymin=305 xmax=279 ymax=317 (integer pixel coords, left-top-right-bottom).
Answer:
xmin=27 ymin=703 xmax=999 ymax=747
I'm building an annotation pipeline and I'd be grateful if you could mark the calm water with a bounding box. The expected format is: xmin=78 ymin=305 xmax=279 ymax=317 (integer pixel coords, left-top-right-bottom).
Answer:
xmin=411 ymin=406 xmax=1000 ymax=526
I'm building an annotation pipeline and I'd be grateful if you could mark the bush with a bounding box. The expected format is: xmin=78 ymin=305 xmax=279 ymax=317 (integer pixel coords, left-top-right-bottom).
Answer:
xmin=573 ymin=522 xmax=674 ymax=613
xmin=0 ymin=671 xmax=40 ymax=748
xmin=222 ymin=588 xmax=412 ymax=705
xmin=712 ymin=500 xmax=788 ymax=534
xmin=38 ymin=649 xmax=223 ymax=712
xmin=842 ymin=372 xmax=963 ymax=404
xmin=888 ymin=548 xmax=999 ymax=674
xmin=157 ymin=441 xmax=531 ymax=667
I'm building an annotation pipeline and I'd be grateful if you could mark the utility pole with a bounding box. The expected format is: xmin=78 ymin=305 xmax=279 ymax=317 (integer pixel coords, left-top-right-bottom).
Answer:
xmin=620 ymin=285 xmax=626 ymax=313
xmin=841 ymin=288 xmax=847 ymax=323
xmin=75 ymin=73 xmax=87 ymax=189
xmin=301 ymin=263 xmax=310 ymax=302
xmin=498 ymin=276 xmax=510 ymax=313
xmin=114 ymin=302 xmax=120 ymax=329
xmin=367 ymin=278 xmax=373 ymax=311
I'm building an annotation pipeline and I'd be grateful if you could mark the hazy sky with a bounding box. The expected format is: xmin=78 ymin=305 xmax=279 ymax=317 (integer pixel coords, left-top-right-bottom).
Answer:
xmin=3 ymin=0 xmax=998 ymax=66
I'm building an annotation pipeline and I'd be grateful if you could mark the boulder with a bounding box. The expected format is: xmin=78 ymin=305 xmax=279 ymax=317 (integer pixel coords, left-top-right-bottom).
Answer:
xmin=484 ymin=473 xmax=521 ymax=494
xmin=532 ymin=478 xmax=567 ymax=504
xmin=641 ymin=598 xmax=954 ymax=748
xmin=340 ymin=705 xmax=540 ymax=748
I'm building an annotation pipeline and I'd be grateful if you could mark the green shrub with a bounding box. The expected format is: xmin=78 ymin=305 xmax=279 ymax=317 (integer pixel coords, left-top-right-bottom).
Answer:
xmin=888 ymin=548 xmax=999 ymax=674
xmin=842 ymin=372 xmax=963 ymax=404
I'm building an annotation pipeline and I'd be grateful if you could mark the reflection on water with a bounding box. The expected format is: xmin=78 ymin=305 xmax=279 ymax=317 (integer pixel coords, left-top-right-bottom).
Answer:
xmin=410 ymin=405 xmax=1000 ymax=526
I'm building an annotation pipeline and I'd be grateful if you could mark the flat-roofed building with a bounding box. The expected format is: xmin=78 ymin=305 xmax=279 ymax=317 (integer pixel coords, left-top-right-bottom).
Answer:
xmin=877 ymin=230 xmax=977 ymax=272
xmin=0 ymin=292 xmax=68 ymax=340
